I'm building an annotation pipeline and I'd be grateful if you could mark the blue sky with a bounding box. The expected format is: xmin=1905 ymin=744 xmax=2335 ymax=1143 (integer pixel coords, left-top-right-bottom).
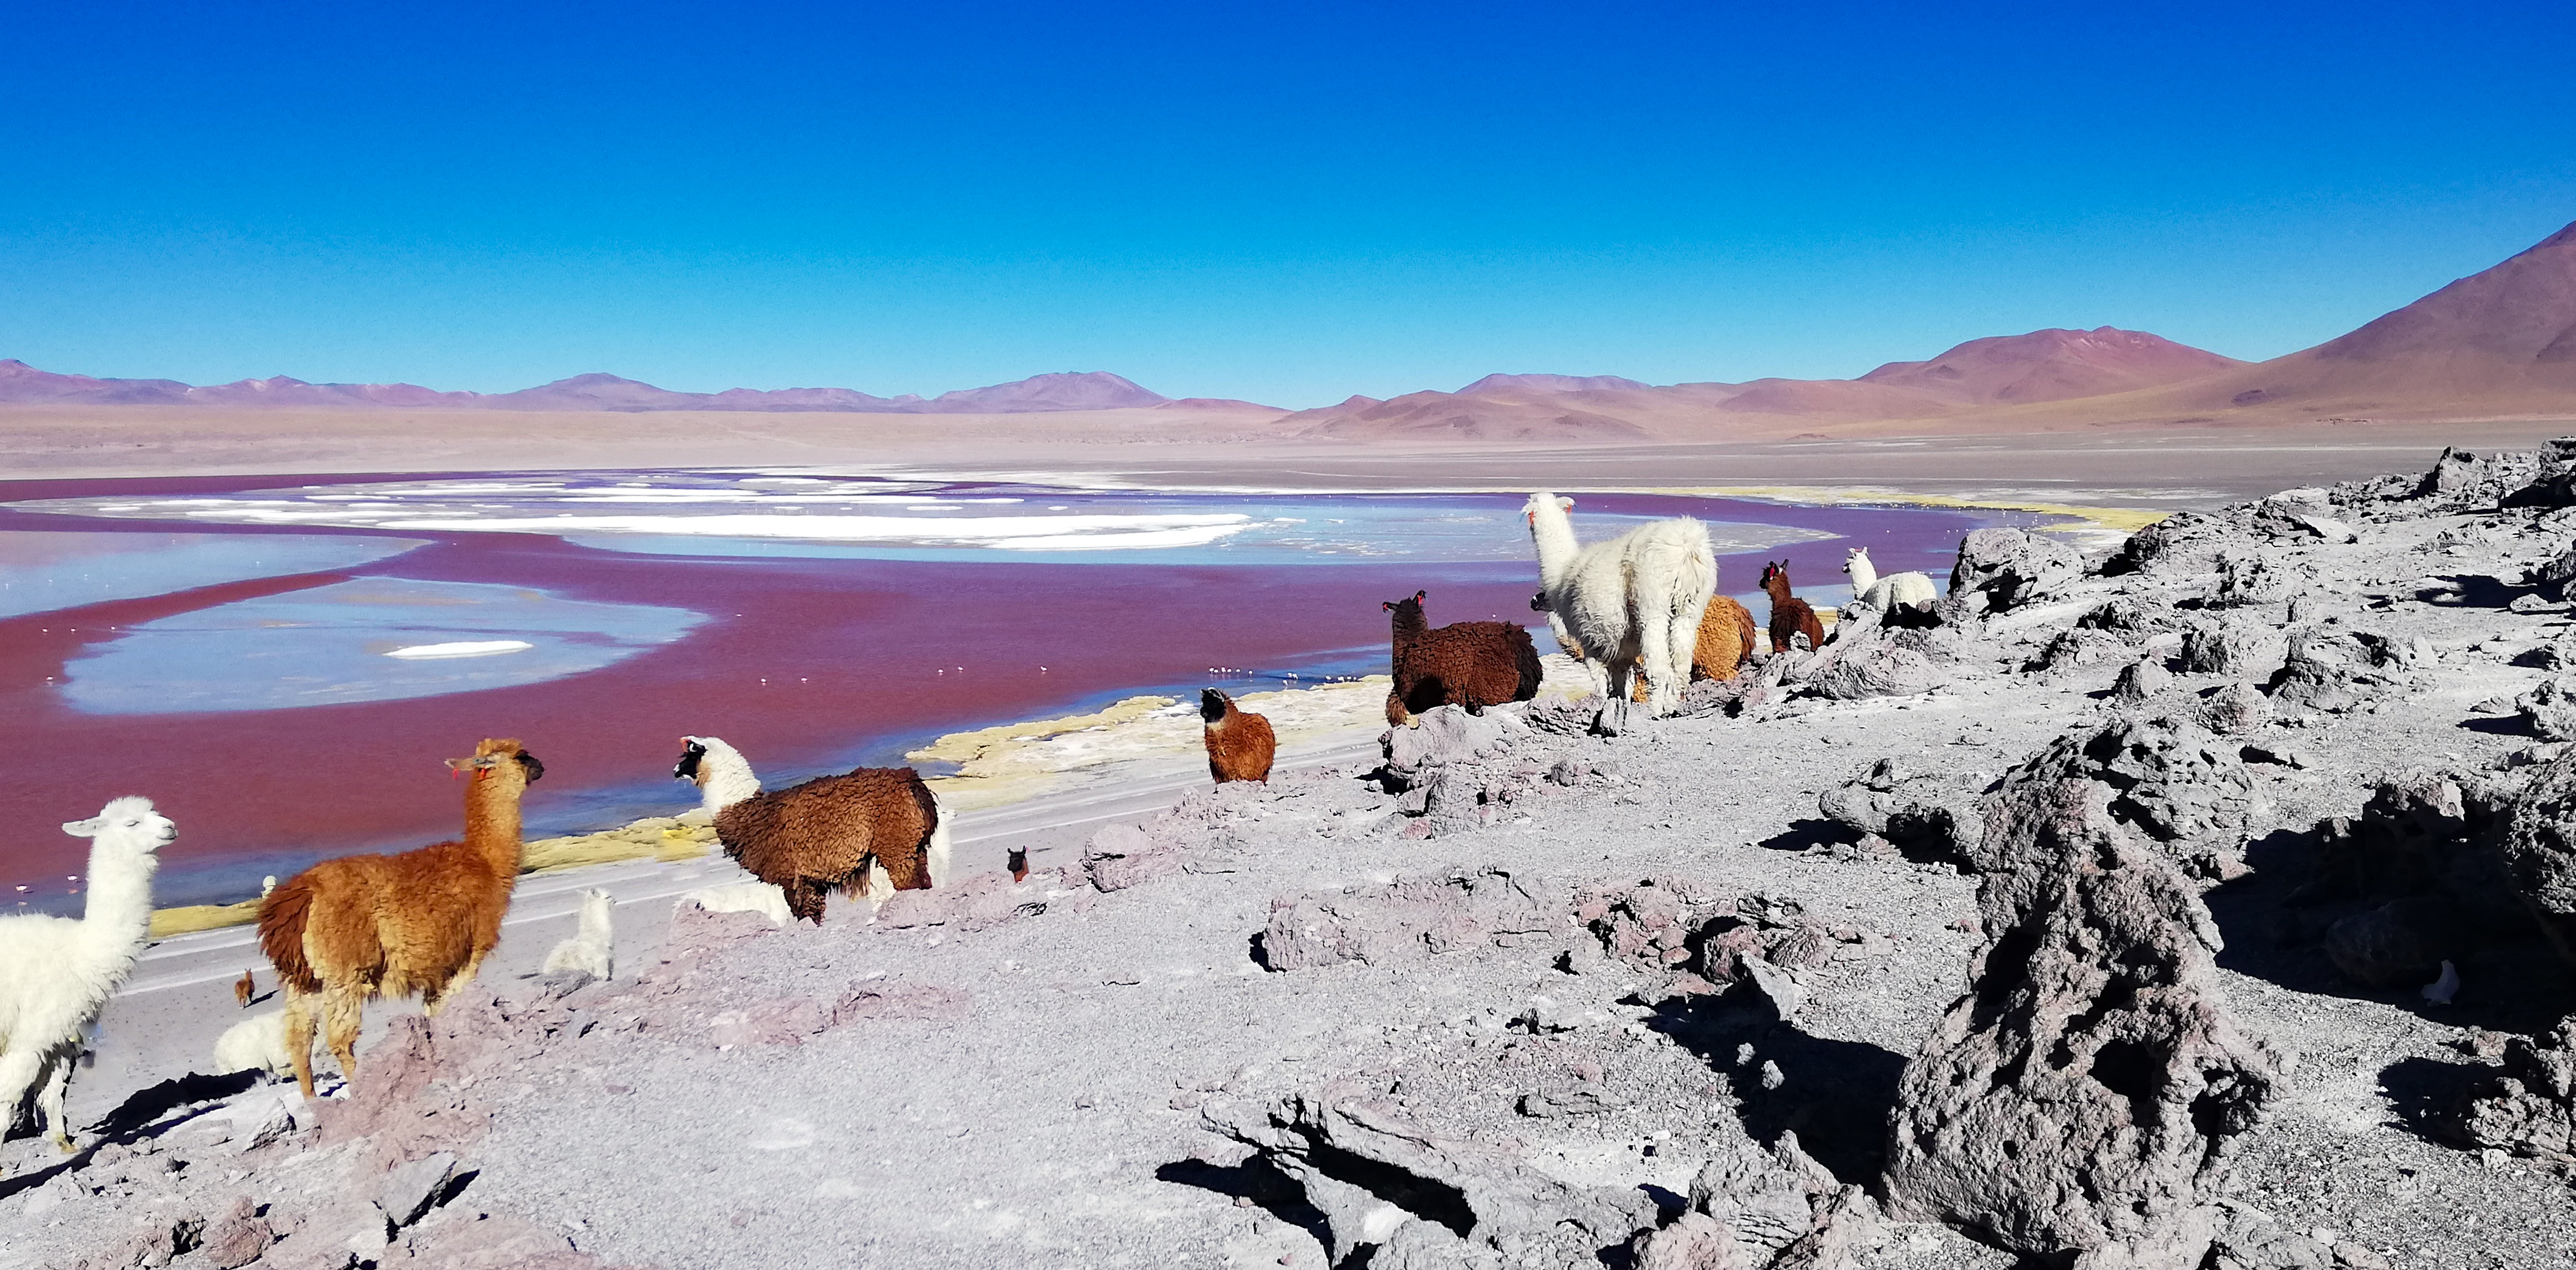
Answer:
xmin=4 ymin=1 xmax=2571 ymax=408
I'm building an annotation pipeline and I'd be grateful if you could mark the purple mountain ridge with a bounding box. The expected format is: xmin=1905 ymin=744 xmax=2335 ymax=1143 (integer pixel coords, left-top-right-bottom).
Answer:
xmin=0 ymin=363 xmax=1199 ymax=414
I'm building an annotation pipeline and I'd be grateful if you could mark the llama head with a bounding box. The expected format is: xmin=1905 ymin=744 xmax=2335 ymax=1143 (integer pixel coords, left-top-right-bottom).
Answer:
xmin=448 ymin=737 xmax=544 ymax=788
xmin=1529 ymin=590 xmax=1549 ymax=611
xmin=1199 ymin=688 xmax=1234 ymax=723
xmin=1843 ymin=547 xmax=1869 ymax=575
xmin=1759 ymin=560 xmax=1784 ymax=587
xmin=1381 ymin=590 xmax=1427 ymax=618
xmin=62 ymin=795 xmax=174 ymax=850
xmin=674 ymin=737 xmax=710 ymax=783
xmin=1521 ymin=492 xmax=1574 ymax=529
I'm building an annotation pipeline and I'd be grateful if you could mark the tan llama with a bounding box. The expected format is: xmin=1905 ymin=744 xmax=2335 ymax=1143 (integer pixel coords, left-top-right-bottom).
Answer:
xmin=257 ymin=737 xmax=544 ymax=1098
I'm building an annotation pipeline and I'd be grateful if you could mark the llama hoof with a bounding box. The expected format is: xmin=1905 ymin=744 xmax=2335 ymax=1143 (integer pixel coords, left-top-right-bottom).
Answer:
xmin=50 ymin=1133 xmax=76 ymax=1154
xmin=1591 ymin=699 xmax=1631 ymax=736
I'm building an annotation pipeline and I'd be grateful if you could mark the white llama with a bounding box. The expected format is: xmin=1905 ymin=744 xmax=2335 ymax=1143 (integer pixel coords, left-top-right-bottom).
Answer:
xmin=1842 ymin=547 xmax=1939 ymax=616
xmin=676 ymin=880 xmax=795 ymax=927
xmin=211 ymin=1009 xmax=294 ymax=1079
xmin=1523 ymin=492 xmax=1717 ymax=723
xmin=0 ymin=796 xmax=173 ymax=1157
xmin=540 ymin=888 xmax=615 ymax=981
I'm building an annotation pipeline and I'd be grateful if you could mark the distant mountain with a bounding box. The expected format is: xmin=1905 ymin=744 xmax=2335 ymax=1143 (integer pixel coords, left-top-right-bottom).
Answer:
xmin=1857 ymin=327 xmax=2245 ymax=405
xmin=0 ymin=362 xmax=1209 ymax=414
xmin=1457 ymin=372 xmax=1652 ymax=394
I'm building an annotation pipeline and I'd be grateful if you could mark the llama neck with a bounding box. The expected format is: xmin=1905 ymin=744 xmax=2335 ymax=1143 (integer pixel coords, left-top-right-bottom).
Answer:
xmin=1390 ymin=608 xmax=1426 ymax=643
xmin=579 ymin=897 xmax=611 ymax=940
xmin=77 ymin=837 xmax=160 ymax=949
xmin=696 ymin=746 xmax=762 ymax=816
xmin=1527 ymin=504 xmax=1581 ymax=586
xmin=1848 ymin=554 xmax=1878 ymax=591
xmin=1765 ymin=574 xmax=1792 ymax=603
xmin=464 ymin=777 xmax=529 ymax=874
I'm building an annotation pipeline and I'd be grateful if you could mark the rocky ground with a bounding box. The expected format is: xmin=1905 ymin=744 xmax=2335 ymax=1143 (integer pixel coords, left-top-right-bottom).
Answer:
xmin=13 ymin=444 xmax=2576 ymax=1269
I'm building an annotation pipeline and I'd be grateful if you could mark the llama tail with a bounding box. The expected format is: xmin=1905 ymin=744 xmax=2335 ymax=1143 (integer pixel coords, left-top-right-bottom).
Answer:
xmin=925 ymin=792 xmax=954 ymax=888
xmin=256 ymin=876 xmax=322 ymax=995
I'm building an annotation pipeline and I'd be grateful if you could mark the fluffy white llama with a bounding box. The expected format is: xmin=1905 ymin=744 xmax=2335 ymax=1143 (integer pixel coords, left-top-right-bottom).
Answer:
xmin=1842 ymin=547 xmax=1939 ymax=616
xmin=0 ymin=796 xmax=173 ymax=1155
xmin=676 ymin=880 xmax=795 ymax=927
xmin=1523 ymin=493 xmax=1717 ymax=720
xmin=211 ymin=1009 xmax=293 ymax=1079
xmin=681 ymin=736 xmax=953 ymax=902
xmin=540 ymin=888 xmax=614 ymax=981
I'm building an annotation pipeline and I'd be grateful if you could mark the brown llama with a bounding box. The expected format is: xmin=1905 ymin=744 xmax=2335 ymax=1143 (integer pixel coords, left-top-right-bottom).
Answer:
xmin=1384 ymin=590 xmax=1543 ymax=724
xmin=233 ymin=970 xmax=254 ymax=1008
xmin=258 ymin=737 xmax=544 ymax=1098
xmin=1201 ymin=688 xmax=1276 ymax=783
xmin=674 ymin=736 xmax=948 ymax=924
xmin=1758 ymin=560 xmax=1826 ymax=655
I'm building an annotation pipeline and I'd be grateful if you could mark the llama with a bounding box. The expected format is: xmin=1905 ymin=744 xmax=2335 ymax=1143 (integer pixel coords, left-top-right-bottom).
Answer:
xmin=674 ymin=737 xmax=949 ymax=924
xmin=1541 ymin=591 xmax=1758 ymax=696
xmin=1201 ymin=689 xmax=1277 ymax=783
xmin=258 ymin=738 xmax=544 ymax=1099
xmin=233 ymin=970 xmax=255 ymax=1007
xmin=211 ymin=1009 xmax=292 ymax=1079
xmin=1843 ymin=547 xmax=1939 ymax=617
xmin=1008 ymin=847 xmax=1030 ymax=883
xmin=0 ymin=797 xmax=172 ymax=1155
xmin=1383 ymin=591 xmax=1543 ymax=725
xmin=1758 ymin=561 xmax=1827 ymax=655
xmin=677 ymin=880 xmax=794 ymax=927
xmin=541 ymin=888 xmax=614 ymax=981
xmin=1523 ymin=493 xmax=1716 ymax=720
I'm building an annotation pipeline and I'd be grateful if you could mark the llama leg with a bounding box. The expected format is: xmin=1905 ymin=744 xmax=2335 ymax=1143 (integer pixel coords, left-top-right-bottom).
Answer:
xmin=38 ymin=1043 xmax=76 ymax=1151
xmin=322 ymin=985 xmax=365 ymax=1088
xmin=283 ymin=989 xmax=319 ymax=1099
xmin=0 ymin=1046 xmax=43 ymax=1146
xmin=426 ymin=950 xmax=488 ymax=1017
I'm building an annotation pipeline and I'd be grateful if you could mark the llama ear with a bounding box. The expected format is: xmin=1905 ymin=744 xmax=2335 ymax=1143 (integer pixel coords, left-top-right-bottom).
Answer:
xmin=62 ymin=815 xmax=102 ymax=837
xmin=1414 ymin=590 xmax=1426 ymax=602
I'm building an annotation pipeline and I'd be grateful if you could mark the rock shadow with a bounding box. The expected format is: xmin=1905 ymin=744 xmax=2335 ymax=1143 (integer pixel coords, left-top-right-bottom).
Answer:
xmin=2378 ymin=1055 xmax=2490 ymax=1147
xmin=1155 ymin=1155 xmax=1333 ymax=1256
xmin=2204 ymin=826 xmax=2571 ymax=1036
xmin=1643 ymin=992 xmax=1905 ymax=1187
xmin=2414 ymin=574 xmax=2523 ymax=608
xmin=2456 ymin=716 xmax=2533 ymax=736
xmin=1754 ymin=818 xmax=1849 ymax=854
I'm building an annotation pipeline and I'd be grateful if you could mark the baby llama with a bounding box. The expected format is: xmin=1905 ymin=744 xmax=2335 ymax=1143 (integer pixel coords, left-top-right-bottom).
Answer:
xmin=1201 ymin=688 xmax=1277 ymax=783
xmin=211 ymin=1009 xmax=294 ymax=1080
xmin=677 ymin=880 xmax=795 ymax=927
xmin=1383 ymin=591 xmax=1543 ymax=724
xmin=674 ymin=737 xmax=950 ymax=924
xmin=0 ymin=797 xmax=172 ymax=1157
xmin=1758 ymin=561 xmax=1827 ymax=654
xmin=1524 ymin=492 xmax=1716 ymax=722
xmin=258 ymin=738 xmax=544 ymax=1098
xmin=1842 ymin=546 xmax=1939 ymax=617
xmin=540 ymin=888 xmax=614 ymax=981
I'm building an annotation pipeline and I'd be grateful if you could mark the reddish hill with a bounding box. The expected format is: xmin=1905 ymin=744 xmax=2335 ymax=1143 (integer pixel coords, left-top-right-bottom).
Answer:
xmin=1858 ymin=327 xmax=2245 ymax=405
xmin=1457 ymin=372 xmax=1651 ymax=394
xmin=915 ymin=370 xmax=1168 ymax=413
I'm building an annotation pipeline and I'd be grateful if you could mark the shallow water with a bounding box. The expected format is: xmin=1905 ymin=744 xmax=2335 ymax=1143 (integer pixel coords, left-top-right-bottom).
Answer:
xmin=0 ymin=470 xmax=2034 ymax=910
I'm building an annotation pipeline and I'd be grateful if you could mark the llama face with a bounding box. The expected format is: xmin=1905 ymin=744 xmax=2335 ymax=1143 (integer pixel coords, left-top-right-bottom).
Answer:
xmin=61 ymin=797 xmax=174 ymax=848
xmin=1199 ymin=688 xmax=1230 ymax=723
xmin=673 ymin=738 xmax=708 ymax=782
xmin=1530 ymin=590 xmax=1548 ymax=611
xmin=1843 ymin=548 xmax=1865 ymax=575
xmin=1381 ymin=590 xmax=1427 ymax=617
xmin=447 ymin=744 xmax=544 ymax=785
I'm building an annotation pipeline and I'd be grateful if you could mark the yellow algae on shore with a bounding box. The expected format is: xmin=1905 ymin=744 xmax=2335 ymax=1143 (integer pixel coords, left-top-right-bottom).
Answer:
xmin=1649 ymin=485 xmax=2170 ymax=536
xmin=519 ymin=816 xmax=717 ymax=873
xmin=915 ymin=677 xmax=1398 ymax=811
xmin=148 ymin=898 xmax=264 ymax=939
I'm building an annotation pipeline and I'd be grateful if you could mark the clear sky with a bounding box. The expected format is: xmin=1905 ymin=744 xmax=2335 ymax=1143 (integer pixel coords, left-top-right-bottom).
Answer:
xmin=4 ymin=1 xmax=2571 ymax=408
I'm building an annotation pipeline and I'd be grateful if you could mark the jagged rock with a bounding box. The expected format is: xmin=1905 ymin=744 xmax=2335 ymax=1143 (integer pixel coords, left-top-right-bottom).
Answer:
xmin=2180 ymin=617 xmax=2285 ymax=677
xmin=2112 ymin=657 xmax=2170 ymax=705
xmin=2519 ymin=676 xmax=2576 ymax=743
xmin=1203 ymin=1082 xmax=1657 ymax=1268
xmin=2266 ymin=632 xmax=2373 ymax=713
xmin=1949 ymin=528 xmax=2081 ymax=613
xmin=1742 ymin=958 xmax=1805 ymax=1024
xmin=1081 ymin=822 xmax=1185 ymax=892
xmin=2026 ymin=629 xmax=2125 ymax=676
xmin=1989 ymin=716 xmax=2263 ymax=877
xmin=2418 ymin=445 xmax=2542 ymax=508
xmin=1381 ymin=704 xmax=1524 ymax=790
xmin=2503 ymin=752 xmax=2576 ymax=967
xmin=2292 ymin=771 xmax=2526 ymax=932
xmin=377 ymin=1151 xmax=458 ymax=1227
xmin=2215 ymin=550 xmax=2300 ymax=607
xmin=2080 ymin=598 xmax=2158 ymax=635
xmin=1884 ymin=778 xmax=2281 ymax=1266
xmin=1262 ymin=867 xmax=1558 ymax=971
xmin=2442 ymin=1016 xmax=2576 ymax=1161
xmin=876 ymin=867 xmax=1066 ymax=931
xmin=2505 ymin=438 xmax=2576 ymax=509
xmin=199 ymin=1197 xmax=275 ymax=1270
xmin=1805 ymin=640 xmax=1945 ymax=699
xmin=2202 ymin=1202 xmax=2337 ymax=1270
xmin=2530 ymin=547 xmax=2576 ymax=599
xmin=1627 ymin=1135 xmax=1883 ymax=1270
xmin=2322 ymin=897 xmax=2466 ymax=988
xmin=2200 ymin=682 xmax=2273 ymax=735
xmin=1816 ymin=759 xmax=1983 ymax=864
xmin=2103 ymin=512 xmax=2213 ymax=577
xmin=1577 ymin=876 xmax=1724 ymax=971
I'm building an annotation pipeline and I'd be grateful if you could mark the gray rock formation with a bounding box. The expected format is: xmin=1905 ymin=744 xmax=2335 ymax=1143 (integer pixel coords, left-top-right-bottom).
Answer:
xmin=2503 ymin=752 xmax=2576 ymax=967
xmin=2265 ymin=630 xmax=2373 ymax=713
xmin=1949 ymin=527 xmax=2081 ymax=613
xmin=1627 ymin=1136 xmax=1883 ymax=1270
xmin=2180 ymin=616 xmax=2285 ymax=677
xmin=1817 ymin=759 xmax=1984 ymax=865
xmin=1262 ymin=866 xmax=1560 ymax=971
xmin=1203 ymin=1082 xmax=1657 ymax=1267
xmin=2199 ymin=681 xmax=2273 ymax=735
xmin=2215 ymin=549 xmax=2302 ymax=607
xmin=1381 ymin=705 xmax=1525 ymax=792
xmin=1884 ymin=777 xmax=2281 ymax=1267
xmin=1989 ymin=716 xmax=2263 ymax=878
xmin=2520 ymin=675 xmax=2576 ymax=743
xmin=2112 ymin=654 xmax=2170 ymax=704
xmin=2442 ymin=1016 xmax=2576 ymax=1162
